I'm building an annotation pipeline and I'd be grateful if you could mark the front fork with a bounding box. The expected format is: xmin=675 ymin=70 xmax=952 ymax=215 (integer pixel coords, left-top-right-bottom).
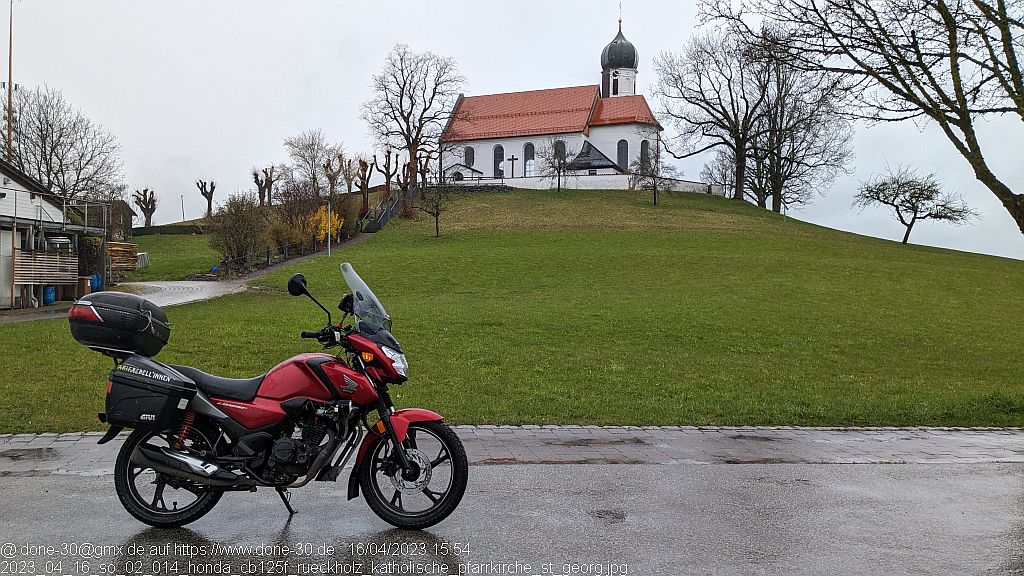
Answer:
xmin=376 ymin=402 xmax=417 ymax=479
xmin=347 ymin=406 xmax=446 ymax=500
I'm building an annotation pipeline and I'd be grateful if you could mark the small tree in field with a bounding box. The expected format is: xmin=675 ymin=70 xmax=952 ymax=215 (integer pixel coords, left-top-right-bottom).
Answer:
xmin=310 ymin=204 xmax=343 ymax=245
xmin=854 ymin=168 xmax=975 ymax=245
xmin=196 ymin=179 xmax=216 ymax=218
xmin=415 ymin=183 xmax=451 ymax=238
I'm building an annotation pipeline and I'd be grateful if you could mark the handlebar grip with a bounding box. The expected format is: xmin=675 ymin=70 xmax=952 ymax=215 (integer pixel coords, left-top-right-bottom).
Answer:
xmin=300 ymin=331 xmax=321 ymax=339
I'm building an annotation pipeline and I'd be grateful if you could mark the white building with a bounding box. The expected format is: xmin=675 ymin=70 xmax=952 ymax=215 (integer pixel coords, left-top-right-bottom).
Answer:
xmin=0 ymin=159 xmax=106 ymax=309
xmin=439 ymin=21 xmax=719 ymax=194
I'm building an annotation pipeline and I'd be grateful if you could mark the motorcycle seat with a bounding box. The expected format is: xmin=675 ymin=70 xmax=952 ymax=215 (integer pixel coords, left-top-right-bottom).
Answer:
xmin=169 ymin=365 xmax=265 ymax=402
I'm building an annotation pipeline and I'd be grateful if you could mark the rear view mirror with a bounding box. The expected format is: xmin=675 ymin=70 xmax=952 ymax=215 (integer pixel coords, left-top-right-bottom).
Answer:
xmin=339 ymin=294 xmax=354 ymax=314
xmin=287 ymin=273 xmax=308 ymax=297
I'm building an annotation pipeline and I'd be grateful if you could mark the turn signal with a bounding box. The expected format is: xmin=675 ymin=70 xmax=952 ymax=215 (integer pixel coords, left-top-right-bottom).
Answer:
xmin=375 ymin=421 xmax=386 ymax=434
xmin=360 ymin=352 xmax=374 ymax=363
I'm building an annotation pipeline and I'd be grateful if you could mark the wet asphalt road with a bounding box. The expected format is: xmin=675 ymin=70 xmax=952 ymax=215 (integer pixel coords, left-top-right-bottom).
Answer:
xmin=3 ymin=463 xmax=1024 ymax=575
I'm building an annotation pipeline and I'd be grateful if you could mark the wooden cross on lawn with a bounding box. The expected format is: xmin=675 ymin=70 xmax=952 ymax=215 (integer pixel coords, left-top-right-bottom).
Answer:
xmin=507 ymin=154 xmax=518 ymax=179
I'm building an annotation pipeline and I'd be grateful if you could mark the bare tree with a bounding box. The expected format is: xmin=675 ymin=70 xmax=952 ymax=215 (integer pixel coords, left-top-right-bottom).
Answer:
xmin=3 ymin=85 xmax=124 ymax=201
xmin=322 ymin=144 xmax=347 ymax=202
xmin=854 ymin=167 xmax=976 ymax=244
xmin=700 ymin=148 xmax=736 ymax=199
xmin=747 ymin=30 xmax=854 ymax=212
xmin=252 ymin=166 xmax=279 ymax=208
xmin=341 ymin=156 xmax=359 ymax=195
xmin=284 ymin=129 xmax=331 ymax=198
xmin=196 ymin=179 xmax=216 ymax=218
xmin=704 ymin=0 xmax=1024 ymax=232
xmin=356 ymin=156 xmax=374 ymax=216
xmin=629 ymin=131 xmax=679 ymax=205
xmin=654 ymin=31 xmax=770 ymax=201
xmin=535 ymin=138 xmax=578 ymax=192
xmin=132 ymin=188 xmax=158 ymax=227
xmin=362 ymin=44 xmax=465 ymax=190
xmin=414 ymin=182 xmax=451 ymax=238
xmin=209 ymin=193 xmax=266 ymax=266
xmin=373 ymin=149 xmax=401 ymax=199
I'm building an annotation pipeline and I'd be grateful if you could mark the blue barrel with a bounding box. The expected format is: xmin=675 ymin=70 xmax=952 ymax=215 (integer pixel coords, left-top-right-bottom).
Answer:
xmin=43 ymin=286 xmax=56 ymax=306
xmin=90 ymin=274 xmax=102 ymax=291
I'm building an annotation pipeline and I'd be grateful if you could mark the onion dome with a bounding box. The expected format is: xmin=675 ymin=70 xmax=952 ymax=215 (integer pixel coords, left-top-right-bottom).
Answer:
xmin=600 ymin=22 xmax=638 ymax=70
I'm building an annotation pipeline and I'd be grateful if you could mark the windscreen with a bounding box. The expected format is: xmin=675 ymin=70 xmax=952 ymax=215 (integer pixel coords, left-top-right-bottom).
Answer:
xmin=340 ymin=263 xmax=392 ymax=334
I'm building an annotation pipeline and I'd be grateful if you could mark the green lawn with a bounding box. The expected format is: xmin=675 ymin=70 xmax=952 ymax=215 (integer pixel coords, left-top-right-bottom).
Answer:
xmin=127 ymin=234 xmax=219 ymax=281
xmin=2 ymin=188 xmax=1022 ymax=432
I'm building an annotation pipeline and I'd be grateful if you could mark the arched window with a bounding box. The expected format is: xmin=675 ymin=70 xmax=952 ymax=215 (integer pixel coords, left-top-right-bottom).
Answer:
xmin=554 ymin=140 xmax=566 ymax=163
xmin=493 ymin=145 xmax=504 ymax=178
xmin=617 ymin=139 xmax=629 ymax=170
xmin=453 ymin=171 xmax=464 ymax=181
xmin=523 ymin=143 xmax=535 ymax=177
xmin=464 ymin=146 xmax=475 ymax=168
xmin=612 ymin=78 xmax=619 ymax=96
xmin=640 ymin=140 xmax=651 ymax=172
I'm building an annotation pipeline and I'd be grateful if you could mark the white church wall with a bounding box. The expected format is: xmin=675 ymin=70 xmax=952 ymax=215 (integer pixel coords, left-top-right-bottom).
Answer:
xmin=443 ymin=133 xmax=586 ymax=179
xmin=455 ymin=173 xmax=725 ymax=195
xmin=586 ymin=124 xmax=654 ymax=171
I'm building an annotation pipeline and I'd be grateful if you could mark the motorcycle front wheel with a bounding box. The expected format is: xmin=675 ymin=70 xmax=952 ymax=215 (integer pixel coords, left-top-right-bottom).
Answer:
xmin=360 ymin=421 xmax=468 ymax=529
xmin=113 ymin=425 xmax=224 ymax=528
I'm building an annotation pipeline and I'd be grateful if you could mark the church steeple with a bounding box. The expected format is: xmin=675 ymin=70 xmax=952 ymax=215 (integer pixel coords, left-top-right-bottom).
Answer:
xmin=600 ymin=16 xmax=638 ymax=98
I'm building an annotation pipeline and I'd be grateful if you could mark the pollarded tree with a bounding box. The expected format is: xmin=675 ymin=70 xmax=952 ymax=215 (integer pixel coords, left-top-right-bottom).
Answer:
xmin=361 ymin=44 xmax=465 ymax=190
xmin=853 ymin=167 xmax=976 ymax=244
xmin=132 ymin=187 xmax=158 ymax=227
xmin=196 ymin=179 xmax=216 ymax=218
xmin=252 ymin=166 xmax=279 ymax=208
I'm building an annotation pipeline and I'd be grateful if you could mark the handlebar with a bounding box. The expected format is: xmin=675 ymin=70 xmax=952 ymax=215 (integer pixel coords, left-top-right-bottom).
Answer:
xmin=300 ymin=330 xmax=322 ymax=339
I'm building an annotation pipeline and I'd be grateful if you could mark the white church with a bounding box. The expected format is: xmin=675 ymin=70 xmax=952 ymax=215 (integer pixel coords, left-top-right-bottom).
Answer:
xmin=440 ymin=21 xmax=718 ymax=194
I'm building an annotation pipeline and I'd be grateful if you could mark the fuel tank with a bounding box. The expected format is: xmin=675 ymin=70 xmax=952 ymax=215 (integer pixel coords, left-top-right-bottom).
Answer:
xmin=209 ymin=353 xmax=377 ymax=430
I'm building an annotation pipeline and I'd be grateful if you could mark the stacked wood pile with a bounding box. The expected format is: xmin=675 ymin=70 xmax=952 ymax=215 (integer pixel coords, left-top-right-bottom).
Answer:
xmin=108 ymin=242 xmax=139 ymax=271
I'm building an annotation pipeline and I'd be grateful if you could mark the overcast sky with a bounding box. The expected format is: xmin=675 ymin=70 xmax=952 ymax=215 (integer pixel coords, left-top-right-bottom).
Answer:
xmin=12 ymin=0 xmax=1024 ymax=259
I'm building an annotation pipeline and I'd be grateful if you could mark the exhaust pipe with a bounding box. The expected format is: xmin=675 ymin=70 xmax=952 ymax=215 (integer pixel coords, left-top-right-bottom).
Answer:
xmin=132 ymin=444 xmax=249 ymax=488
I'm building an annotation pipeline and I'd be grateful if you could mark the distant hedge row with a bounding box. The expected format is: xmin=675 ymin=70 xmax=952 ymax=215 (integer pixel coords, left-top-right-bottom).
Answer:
xmin=133 ymin=224 xmax=206 ymax=236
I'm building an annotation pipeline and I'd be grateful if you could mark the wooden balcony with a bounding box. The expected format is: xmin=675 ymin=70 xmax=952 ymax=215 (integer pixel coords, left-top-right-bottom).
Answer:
xmin=13 ymin=249 xmax=79 ymax=284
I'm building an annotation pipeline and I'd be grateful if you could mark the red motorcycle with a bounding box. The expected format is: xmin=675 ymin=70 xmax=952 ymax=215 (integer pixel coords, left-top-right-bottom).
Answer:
xmin=69 ymin=263 xmax=468 ymax=528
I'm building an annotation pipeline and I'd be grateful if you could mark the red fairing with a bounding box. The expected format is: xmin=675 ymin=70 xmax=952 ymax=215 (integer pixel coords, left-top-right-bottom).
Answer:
xmin=354 ymin=408 xmax=445 ymax=466
xmin=348 ymin=333 xmax=405 ymax=383
xmin=321 ymin=361 xmax=379 ymax=405
xmin=211 ymin=397 xmax=286 ymax=430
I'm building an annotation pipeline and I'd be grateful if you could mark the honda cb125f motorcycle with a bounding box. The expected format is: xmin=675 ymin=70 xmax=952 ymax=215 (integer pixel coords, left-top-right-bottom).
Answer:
xmin=69 ymin=263 xmax=468 ymax=528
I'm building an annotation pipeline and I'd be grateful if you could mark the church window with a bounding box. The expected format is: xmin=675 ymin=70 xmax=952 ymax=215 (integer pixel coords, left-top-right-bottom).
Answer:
xmin=453 ymin=172 xmax=464 ymax=181
xmin=617 ymin=139 xmax=629 ymax=170
xmin=493 ymin=145 xmax=504 ymax=178
xmin=524 ymin=143 xmax=535 ymax=177
xmin=554 ymin=140 xmax=566 ymax=163
xmin=640 ymin=140 xmax=651 ymax=172
xmin=612 ymin=78 xmax=619 ymax=96
xmin=464 ymin=146 xmax=475 ymax=168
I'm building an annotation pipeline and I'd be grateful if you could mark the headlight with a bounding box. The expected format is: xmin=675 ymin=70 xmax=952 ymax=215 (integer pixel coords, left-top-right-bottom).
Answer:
xmin=380 ymin=346 xmax=408 ymax=378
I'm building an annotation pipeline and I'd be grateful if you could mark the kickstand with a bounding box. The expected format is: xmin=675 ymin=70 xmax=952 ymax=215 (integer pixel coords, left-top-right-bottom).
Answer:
xmin=276 ymin=487 xmax=296 ymax=516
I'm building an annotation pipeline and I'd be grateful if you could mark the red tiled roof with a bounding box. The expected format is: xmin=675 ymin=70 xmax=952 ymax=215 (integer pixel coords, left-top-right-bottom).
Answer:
xmin=443 ymin=86 xmax=599 ymax=142
xmin=442 ymin=87 xmax=661 ymax=142
xmin=590 ymin=95 xmax=661 ymax=129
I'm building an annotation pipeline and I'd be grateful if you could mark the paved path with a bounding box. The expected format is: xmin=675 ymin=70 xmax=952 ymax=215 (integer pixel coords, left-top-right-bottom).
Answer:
xmin=114 ymin=280 xmax=246 ymax=307
xmin=3 ymin=426 xmax=1023 ymax=477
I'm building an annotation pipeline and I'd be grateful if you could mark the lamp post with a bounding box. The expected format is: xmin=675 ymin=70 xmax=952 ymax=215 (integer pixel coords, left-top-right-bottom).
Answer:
xmin=180 ymin=195 xmax=185 ymax=222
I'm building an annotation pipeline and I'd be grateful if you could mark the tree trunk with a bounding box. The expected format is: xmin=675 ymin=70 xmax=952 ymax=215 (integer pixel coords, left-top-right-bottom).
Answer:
xmin=435 ymin=215 xmax=440 ymax=238
xmin=144 ymin=213 xmax=153 ymax=227
xmin=206 ymin=198 xmax=212 ymax=219
xmin=771 ymin=184 xmax=782 ymax=213
xmin=901 ymin=222 xmax=914 ymax=244
xmin=972 ymin=164 xmax=1024 ymax=234
xmin=733 ymin=146 xmax=746 ymax=201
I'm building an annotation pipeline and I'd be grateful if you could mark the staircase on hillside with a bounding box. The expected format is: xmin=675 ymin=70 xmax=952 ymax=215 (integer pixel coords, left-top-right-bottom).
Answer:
xmin=359 ymin=190 xmax=404 ymax=233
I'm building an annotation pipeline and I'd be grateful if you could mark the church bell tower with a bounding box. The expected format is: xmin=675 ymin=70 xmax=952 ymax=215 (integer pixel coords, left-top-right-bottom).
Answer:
xmin=600 ymin=17 xmax=638 ymax=98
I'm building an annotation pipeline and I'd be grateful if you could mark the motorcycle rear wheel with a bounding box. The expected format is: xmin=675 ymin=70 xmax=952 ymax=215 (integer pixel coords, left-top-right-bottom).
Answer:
xmin=360 ymin=421 xmax=468 ymax=529
xmin=114 ymin=425 xmax=224 ymax=528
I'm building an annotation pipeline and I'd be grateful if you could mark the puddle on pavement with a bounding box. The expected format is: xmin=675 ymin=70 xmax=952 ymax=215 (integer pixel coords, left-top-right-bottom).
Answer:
xmin=728 ymin=435 xmax=778 ymax=442
xmin=590 ymin=509 xmax=627 ymax=524
xmin=542 ymin=437 xmax=649 ymax=447
xmin=1 ymin=447 xmax=58 ymax=461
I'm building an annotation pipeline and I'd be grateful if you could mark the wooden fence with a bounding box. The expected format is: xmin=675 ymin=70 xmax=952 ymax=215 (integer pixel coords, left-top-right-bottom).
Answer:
xmin=13 ymin=249 xmax=79 ymax=284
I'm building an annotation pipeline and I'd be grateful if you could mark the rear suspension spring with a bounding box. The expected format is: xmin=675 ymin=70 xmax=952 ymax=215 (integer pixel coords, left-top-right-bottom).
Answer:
xmin=173 ymin=410 xmax=196 ymax=450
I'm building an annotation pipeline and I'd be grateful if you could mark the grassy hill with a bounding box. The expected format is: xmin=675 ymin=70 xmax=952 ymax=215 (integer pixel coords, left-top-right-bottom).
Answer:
xmin=2 ymin=188 xmax=1022 ymax=432
xmin=127 ymin=234 xmax=219 ymax=281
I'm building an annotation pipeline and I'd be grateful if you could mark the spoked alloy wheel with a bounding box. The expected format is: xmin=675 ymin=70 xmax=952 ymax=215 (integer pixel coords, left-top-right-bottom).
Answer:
xmin=114 ymin=426 xmax=223 ymax=528
xmin=360 ymin=421 xmax=468 ymax=529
